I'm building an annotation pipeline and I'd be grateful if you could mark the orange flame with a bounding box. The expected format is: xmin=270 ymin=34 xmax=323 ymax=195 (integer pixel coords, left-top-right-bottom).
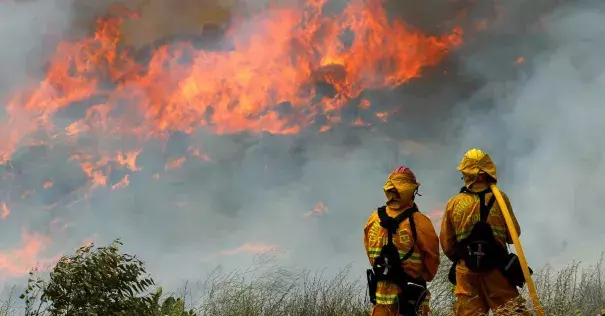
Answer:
xmin=218 ymin=242 xmax=279 ymax=255
xmin=0 ymin=230 xmax=59 ymax=277
xmin=115 ymin=150 xmax=142 ymax=171
xmin=200 ymin=241 xmax=281 ymax=263
xmin=79 ymin=234 xmax=100 ymax=248
xmin=111 ymin=174 xmax=130 ymax=190
xmin=1 ymin=203 xmax=10 ymax=220
xmin=359 ymin=99 xmax=371 ymax=110
xmin=304 ymin=201 xmax=328 ymax=218
xmin=165 ymin=157 xmax=186 ymax=170
xmin=188 ymin=146 xmax=211 ymax=161
xmin=1 ymin=0 xmax=462 ymax=164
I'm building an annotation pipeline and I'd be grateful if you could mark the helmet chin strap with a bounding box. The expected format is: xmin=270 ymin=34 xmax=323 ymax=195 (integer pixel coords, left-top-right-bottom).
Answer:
xmin=413 ymin=188 xmax=422 ymax=197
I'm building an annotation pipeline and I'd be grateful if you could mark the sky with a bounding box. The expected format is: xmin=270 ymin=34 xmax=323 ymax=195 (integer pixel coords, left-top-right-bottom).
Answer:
xmin=0 ymin=0 xmax=603 ymax=297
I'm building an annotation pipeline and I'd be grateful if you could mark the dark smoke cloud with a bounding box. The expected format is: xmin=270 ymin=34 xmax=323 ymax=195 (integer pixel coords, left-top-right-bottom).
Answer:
xmin=0 ymin=0 xmax=604 ymax=299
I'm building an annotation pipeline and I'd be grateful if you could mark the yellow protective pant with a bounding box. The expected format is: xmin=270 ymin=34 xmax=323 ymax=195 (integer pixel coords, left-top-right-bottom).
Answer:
xmin=369 ymin=304 xmax=429 ymax=316
xmin=454 ymin=266 xmax=530 ymax=316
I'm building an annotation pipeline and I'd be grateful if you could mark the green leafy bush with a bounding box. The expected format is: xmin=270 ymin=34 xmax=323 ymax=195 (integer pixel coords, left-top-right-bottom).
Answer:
xmin=19 ymin=239 xmax=195 ymax=316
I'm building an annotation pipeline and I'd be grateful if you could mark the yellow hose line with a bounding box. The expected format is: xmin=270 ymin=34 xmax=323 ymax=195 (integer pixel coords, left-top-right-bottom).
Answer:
xmin=490 ymin=184 xmax=544 ymax=316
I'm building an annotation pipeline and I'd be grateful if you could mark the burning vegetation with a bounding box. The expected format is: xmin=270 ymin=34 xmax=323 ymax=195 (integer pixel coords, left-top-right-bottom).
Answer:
xmin=0 ymin=0 xmax=462 ymax=277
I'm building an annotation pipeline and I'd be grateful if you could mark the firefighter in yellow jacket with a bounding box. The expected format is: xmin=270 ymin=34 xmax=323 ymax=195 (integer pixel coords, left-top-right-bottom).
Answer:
xmin=440 ymin=149 xmax=529 ymax=315
xmin=364 ymin=166 xmax=440 ymax=316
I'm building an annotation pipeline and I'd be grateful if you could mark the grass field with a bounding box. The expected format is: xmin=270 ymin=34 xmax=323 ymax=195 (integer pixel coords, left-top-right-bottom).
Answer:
xmin=188 ymin=253 xmax=605 ymax=315
xmin=1 ymin=250 xmax=603 ymax=316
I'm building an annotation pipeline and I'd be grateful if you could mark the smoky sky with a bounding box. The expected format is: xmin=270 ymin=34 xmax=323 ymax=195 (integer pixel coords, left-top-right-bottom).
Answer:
xmin=0 ymin=0 xmax=604 ymax=297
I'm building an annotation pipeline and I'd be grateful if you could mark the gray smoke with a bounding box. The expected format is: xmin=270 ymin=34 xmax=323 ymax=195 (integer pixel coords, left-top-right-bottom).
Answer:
xmin=0 ymin=0 xmax=604 ymax=299
xmin=441 ymin=0 xmax=605 ymax=269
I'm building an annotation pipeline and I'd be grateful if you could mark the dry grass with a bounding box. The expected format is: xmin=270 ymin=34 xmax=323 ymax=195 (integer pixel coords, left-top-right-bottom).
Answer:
xmin=531 ymin=253 xmax=605 ymax=316
xmin=1 ymin=252 xmax=603 ymax=315
xmin=191 ymin=255 xmax=369 ymax=316
xmin=182 ymin=252 xmax=604 ymax=316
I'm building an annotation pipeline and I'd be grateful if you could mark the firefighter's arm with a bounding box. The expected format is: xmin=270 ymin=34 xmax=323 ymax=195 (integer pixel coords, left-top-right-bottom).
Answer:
xmin=439 ymin=198 xmax=457 ymax=261
xmin=502 ymin=193 xmax=521 ymax=244
xmin=415 ymin=213 xmax=440 ymax=282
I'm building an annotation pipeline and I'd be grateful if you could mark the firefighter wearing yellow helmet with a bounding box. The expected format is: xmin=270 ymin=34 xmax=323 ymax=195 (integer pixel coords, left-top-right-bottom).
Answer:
xmin=364 ymin=166 xmax=440 ymax=316
xmin=439 ymin=149 xmax=530 ymax=315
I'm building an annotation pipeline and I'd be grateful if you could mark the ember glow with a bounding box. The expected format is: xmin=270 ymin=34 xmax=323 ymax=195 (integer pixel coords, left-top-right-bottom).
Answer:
xmin=0 ymin=0 xmax=463 ymax=278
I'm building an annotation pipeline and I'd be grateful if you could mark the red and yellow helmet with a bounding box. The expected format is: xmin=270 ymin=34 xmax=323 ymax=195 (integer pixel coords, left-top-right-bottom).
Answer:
xmin=383 ymin=166 xmax=420 ymax=209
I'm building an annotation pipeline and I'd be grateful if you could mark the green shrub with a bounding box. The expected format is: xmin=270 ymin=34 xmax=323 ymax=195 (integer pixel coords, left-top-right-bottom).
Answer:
xmin=19 ymin=239 xmax=195 ymax=316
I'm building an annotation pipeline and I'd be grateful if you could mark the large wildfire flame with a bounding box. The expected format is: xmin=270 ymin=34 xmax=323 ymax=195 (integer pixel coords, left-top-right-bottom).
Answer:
xmin=0 ymin=0 xmax=462 ymax=278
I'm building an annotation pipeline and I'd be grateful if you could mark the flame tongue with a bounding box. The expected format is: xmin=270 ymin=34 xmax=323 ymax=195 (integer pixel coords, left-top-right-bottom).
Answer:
xmin=3 ymin=0 xmax=462 ymax=161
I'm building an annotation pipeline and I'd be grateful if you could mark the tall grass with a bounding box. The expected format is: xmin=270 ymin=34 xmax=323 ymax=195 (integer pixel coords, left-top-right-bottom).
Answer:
xmin=1 ymin=253 xmax=603 ymax=315
xmin=532 ymin=253 xmax=605 ymax=316
xmin=184 ymin=252 xmax=604 ymax=316
xmin=193 ymin=252 xmax=605 ymax=316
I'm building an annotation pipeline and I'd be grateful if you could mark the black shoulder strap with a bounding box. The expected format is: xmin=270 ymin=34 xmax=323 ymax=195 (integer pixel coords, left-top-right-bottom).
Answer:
xmin=460 ymin=187 xmax=496 ymax=222
xmin=395 ymin=204 xmax=418 ymax=242
xmin=377 ymin=206 xmax=395 ymax=244
xmin=481 ymin=194 xmax=497 ymax=222
xmin=399 ymin=205 xmax=418 ymax=262
xmin=377 ymin=204 xmax=418 ymax=261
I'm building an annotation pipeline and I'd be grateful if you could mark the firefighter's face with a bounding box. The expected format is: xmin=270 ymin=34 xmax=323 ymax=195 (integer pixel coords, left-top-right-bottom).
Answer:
xmin=476 ymin=173 xmax=487 ymax=182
